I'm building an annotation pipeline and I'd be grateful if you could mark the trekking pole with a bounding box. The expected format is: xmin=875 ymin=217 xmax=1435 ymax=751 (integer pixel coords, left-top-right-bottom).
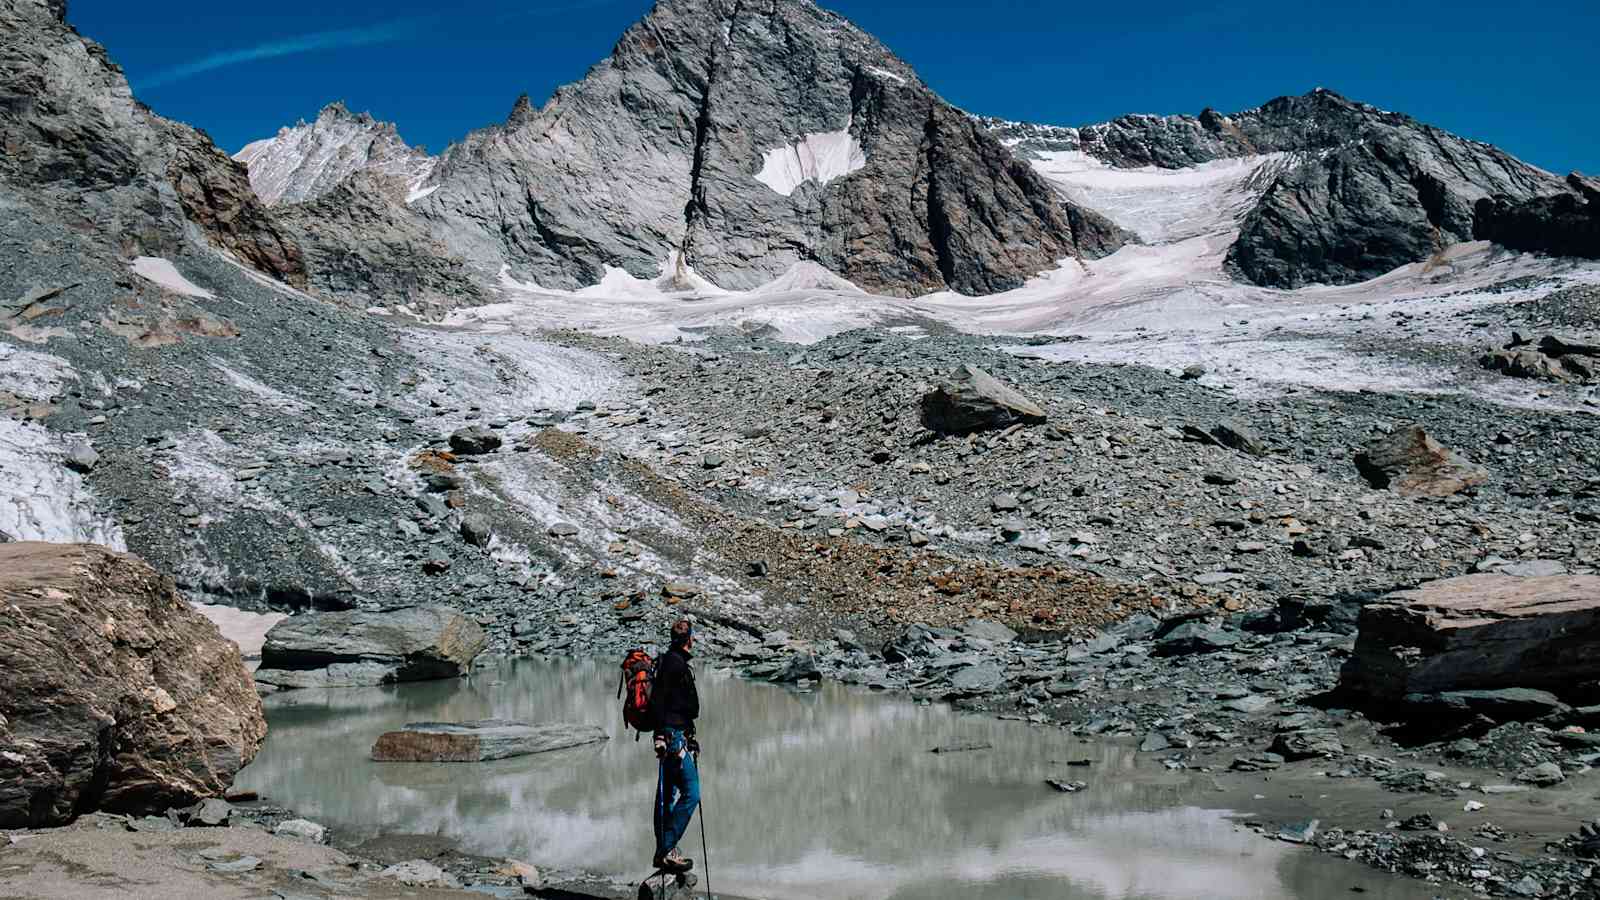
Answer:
xmin=698 ymin=790 xmax=712 ymax=900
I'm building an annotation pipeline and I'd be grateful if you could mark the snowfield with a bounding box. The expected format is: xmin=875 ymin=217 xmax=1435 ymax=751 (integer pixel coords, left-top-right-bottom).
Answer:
xmin=436 ymin=149 xmax=1597 ymax=412
xmin=754 ymin=121 xmax=868 ymax=197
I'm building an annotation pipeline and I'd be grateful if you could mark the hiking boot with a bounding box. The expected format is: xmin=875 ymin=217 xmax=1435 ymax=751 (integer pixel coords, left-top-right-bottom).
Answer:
xmin=653 ymin=848 xmax=693 ymax=872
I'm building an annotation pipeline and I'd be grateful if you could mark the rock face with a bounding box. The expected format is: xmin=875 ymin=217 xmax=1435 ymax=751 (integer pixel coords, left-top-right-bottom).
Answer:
xmin=985 ymin=89 xmax=1561 ymax=288
xmin=255 ymin=606 xmax=487 ymax=689
xmin=0 ymin=0 xmax=304 ymax=286
xmin=1475 ymin=172 xmax=1600 ymax=260
xmin=1340 ymin=575 xmax=1600 ymax=704
xmin=272 ymin=170 xmax=485 ymax=314
xmin=234 ymin=102 xmax=437 ymax=207
xmin=412 ymin=0 xmax=1127 ymax=295
xmin=920 ymin=365 xmax=1047 ymax=434
xmin=0 ymin=543 xmax=267 ymax=828
xmin=1354 ymin=426 xmax=1488 ymax=498
xmin=371 ymin=720 xmax=609 ymax=762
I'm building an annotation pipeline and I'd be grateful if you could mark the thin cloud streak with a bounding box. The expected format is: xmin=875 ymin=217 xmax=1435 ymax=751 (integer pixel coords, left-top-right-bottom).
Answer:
xmin=138 ymin=0 xmax=630 ymax=92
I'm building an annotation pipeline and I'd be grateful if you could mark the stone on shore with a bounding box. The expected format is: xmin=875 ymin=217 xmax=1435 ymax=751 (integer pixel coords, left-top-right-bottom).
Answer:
xmin=1340 ymin=575 xmax=1600 ymax=705
xmin=371 ymin=720 xmax=609 ymax=762
xmin=0 ymin=543 xmax=266 ymax=828
xmin=920 ymin=365 xmax=1046 ymax=434
xmin=255 ymin=605 xmax=487 ymax=690
xmin=1354 ymin=426 xmax=1489 ymax=498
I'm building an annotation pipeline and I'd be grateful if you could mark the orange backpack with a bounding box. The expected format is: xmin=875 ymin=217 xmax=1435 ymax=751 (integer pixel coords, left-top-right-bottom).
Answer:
xmin=618 ymin=649 xmax=658 ymax=739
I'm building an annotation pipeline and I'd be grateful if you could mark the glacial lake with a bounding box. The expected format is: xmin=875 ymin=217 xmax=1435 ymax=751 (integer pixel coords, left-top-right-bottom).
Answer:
xmin=236 ymin=659 xmax=1447 ymax=900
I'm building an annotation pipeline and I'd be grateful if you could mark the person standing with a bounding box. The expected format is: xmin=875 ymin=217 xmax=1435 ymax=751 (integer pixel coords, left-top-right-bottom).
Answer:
xmin=651 ymin=619 xmax=701 ymax=873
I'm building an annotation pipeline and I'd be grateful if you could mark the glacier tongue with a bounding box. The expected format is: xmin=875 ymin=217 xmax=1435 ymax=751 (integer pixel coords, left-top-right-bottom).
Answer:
xmin=754 ymin=122 xmax=867 ymax=197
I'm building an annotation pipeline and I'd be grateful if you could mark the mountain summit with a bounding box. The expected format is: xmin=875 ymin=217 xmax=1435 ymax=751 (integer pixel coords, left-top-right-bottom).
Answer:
xmin=404 ymin=0 xmax=1127 ymax=296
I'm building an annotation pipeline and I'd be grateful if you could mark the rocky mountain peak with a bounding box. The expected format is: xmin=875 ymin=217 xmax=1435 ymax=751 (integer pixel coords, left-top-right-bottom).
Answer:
xmin=235 ymin=102 xmax=435 ymax=207
xmin=506 ymin=93 xmax=536 ymax=126
xmin=415 ymin=0 xmax=1125 ymax=295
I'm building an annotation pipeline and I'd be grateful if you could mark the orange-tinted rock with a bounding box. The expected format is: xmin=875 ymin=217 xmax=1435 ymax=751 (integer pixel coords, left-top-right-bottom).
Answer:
xmin=0 ymin=543 xmax=267 ymax=828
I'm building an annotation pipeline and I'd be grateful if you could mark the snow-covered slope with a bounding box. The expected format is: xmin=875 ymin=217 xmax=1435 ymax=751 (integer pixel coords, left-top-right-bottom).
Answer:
xmin=235 ymin=102 xmax=436 ymax=207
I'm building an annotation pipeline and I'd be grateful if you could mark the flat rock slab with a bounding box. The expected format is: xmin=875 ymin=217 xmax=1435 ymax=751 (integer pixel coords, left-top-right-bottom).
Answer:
xmin=372 ymin=720 xmax=609 ymax=762
xmin=1341 ymin=574 xmax=1600 ymax=703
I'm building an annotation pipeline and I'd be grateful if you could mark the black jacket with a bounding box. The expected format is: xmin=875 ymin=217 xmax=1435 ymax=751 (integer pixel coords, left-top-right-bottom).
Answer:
xmin=652 ymin=646 xmax=699 ymax=734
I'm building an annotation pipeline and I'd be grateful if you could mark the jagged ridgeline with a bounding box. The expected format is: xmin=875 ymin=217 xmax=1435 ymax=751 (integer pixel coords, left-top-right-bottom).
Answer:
xmin=983 ymin=89 xmax=1565 ymax=288
xmin=232 ymin=1 xmax=1590 ymax=303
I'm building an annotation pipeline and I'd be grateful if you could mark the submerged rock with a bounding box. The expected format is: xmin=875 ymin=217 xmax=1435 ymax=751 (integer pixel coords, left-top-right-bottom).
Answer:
xmin=0 ymin=543 xmax=266 ymax=828
xmin=371 ymin=720 xmax=609 ymax=762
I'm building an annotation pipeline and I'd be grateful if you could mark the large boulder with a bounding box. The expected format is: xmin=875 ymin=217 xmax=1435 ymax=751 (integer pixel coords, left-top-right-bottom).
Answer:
xmin=920 ymin=365 xmax=1047 ymax=434
xmin=371 ymin=720 xmax=608 ymax=762
xmin=255 ymin=605 xmax=487 ymax=689
xmin=0 ymin=543 xmax=267 ymax=828
xmin=1354 ymin=426 xmax=1488 ymax=498
xmin=1340 ymin=575 xmax=1600 ymax=705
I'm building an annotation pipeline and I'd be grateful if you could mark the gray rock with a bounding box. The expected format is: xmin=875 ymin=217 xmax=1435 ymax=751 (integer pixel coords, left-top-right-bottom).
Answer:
xmin=1516 ymin=762 xmax=1565 ymax=787
xmin=772 ymin=653 xmax=820 ymax=684
xmin=460 ymin=514 xmax=492 ymax=547
xmin=449 ymin=426 xmax=502 ymax=456
xmin=257 ymin=606 xmax=486 ymax=689
xmin=274 ymin=819 xmax=327 ymax=843
xmin=1154 ymin=623 xmax=1242 ymax=657
xmin=1210 ymin=420 xmax=1266 ymax=456
xmin=947 ymin=661 xmax=1006 ymax=696
xmin=63 ymin=443 xmax=99 ymax=473
xmin=183 ymin=798 xmax=232 ymax=827
xmin=921 ymin=365 xmax=1047 ymax=434
xmin=208 ymin=855 xmax=261 ymax=874
xmin=1221 ymin=695 xmax=1274 ymax=714
xmin=1270 ymin=730 xmax=1345 ymax=760
xmin=1139 ymin=732 xmax=1172 ymax=753
xmin=1403 ymin=688 xmax=1572 ymax=724
xmin=371 ymin=720 xmax=609 ymax=762
xmin=960 ymin=619 xmax=1018 ymax=644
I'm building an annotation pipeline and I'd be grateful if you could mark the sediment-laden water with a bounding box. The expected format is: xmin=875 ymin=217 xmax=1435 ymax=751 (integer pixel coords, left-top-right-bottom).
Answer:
xmin=237 ymin=659 xmax=1442 ymax=900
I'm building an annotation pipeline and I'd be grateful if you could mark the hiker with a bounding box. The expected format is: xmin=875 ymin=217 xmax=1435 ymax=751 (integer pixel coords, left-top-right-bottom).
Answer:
xmin=651 ymin=619 xmax=701 ymax=873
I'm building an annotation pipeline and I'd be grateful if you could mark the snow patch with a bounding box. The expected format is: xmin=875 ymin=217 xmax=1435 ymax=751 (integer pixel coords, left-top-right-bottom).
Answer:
xmin=0 ymin=417 xmax=125 ymax=547
xmin=406 ymin=184 xmax=439 ymax=204
xmin=754 ymin=121 xmax=867 ymax=197
xmin=864 ymin=65 xmax=906 ymax=85
xmin=131 ymin=257 xmax=216 ymax=299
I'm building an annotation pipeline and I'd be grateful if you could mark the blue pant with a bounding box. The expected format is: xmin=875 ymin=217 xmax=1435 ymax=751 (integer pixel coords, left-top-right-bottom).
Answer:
xmin=653 ymin=728 xmax=700 ymax=858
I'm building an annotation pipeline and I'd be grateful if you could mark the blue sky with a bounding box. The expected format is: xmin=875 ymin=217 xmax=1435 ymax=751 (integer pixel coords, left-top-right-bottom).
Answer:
xmin=71 ymin=0 xmax=1596 ymax=173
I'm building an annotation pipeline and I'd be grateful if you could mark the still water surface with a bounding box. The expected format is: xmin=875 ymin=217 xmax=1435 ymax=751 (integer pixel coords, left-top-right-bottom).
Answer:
xmin=237 ymin=659 xmax=1444 ymax=900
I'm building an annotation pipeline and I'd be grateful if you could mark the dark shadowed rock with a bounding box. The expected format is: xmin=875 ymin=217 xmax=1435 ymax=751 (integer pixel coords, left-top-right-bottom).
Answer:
xmin=1402 ymin=689 xmax=1572 ymax=725
xmin=449 ymin=426 xmax=502 ymax=455
xmin=1354 ymin=426 xmax=1488 ymax=498
xmin=1210 ymin=420 xmax=1267 ymax=456
xmin=1341 ymin=575 xmax=1600 ymax=704
xmin=0 ymin=543 xmax=266 ymax=828
xmin=255 ymin=605 xmax=487 ymax=690
xmin=1153 ymin=622 xmax=1242 ymax=657
xmin=1475 ymin=172 xmax=1600 ymax=260
xmin=371 ymin=720 xmax=608 ymax=762
xmin=921 ymin=365 xmax=1046 ymax=434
